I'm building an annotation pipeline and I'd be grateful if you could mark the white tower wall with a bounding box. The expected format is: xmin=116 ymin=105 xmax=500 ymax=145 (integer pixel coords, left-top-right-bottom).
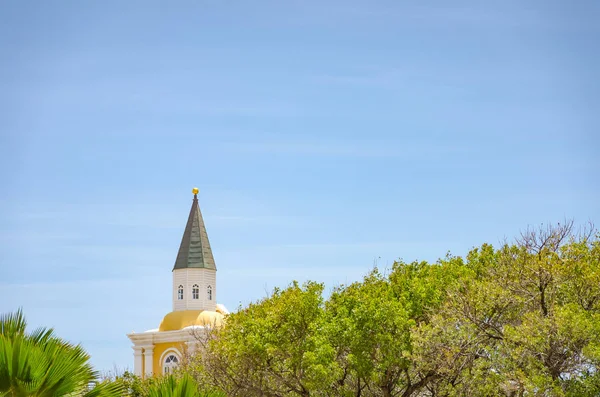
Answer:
xmin=172 ymin=268 xmax=217 ymax=311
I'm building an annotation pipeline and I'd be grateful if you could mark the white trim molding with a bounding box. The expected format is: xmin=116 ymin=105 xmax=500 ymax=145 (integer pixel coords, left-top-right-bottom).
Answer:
xmin=142 ymin=345 xmax=154 ymax=378
xmin=132 ymin=347 xmax=143 ymax=376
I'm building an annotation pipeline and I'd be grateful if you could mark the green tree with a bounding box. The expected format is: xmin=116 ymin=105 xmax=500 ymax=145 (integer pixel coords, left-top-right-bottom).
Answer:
xmin=192 ymin=281 xmax=339 ymax=397
xmin=0 ymin=308 xmax=123 ymax=397
xmin=109 ymin=371 xmax=150 ymax=397
xmin=431 ymin=221 xmax=600 ymax=396
xmin=189 ymin=221 xmax=599 ymax=397
xmin=326 ymin=269 xmax=416 ymax=396
xmin=324 ymin=260 xmax=464 ymax=397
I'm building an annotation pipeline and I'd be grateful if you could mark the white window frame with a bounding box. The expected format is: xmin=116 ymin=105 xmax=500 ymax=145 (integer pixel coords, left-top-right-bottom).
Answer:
xmin=192 ymin=284 xmax=199 ymax=300
xmin=177 ymin=285 xmax=184 ymax=300
xmin=207 ymin=285 xmax=212 ymax=301
xmin=160 ymin=348 xmax=182 ymax=374
xmin=163 ymin=354 xmax=179 ymax=374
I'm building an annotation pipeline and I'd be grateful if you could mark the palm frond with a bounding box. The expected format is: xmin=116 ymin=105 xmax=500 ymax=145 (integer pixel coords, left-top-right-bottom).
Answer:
xmin=0 ymin=308 xmax=27 ymax=339
xmin=0 ymin=309 xmax=122 ymax=397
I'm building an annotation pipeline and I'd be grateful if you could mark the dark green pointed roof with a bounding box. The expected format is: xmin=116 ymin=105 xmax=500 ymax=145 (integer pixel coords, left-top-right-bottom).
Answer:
xmin=173 ymin=192 xmax=216 ymax=271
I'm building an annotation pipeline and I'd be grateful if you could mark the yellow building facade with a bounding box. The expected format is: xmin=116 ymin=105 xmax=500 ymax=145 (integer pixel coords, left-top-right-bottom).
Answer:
xmin=127 ymin=188 xmax=228 ymax=378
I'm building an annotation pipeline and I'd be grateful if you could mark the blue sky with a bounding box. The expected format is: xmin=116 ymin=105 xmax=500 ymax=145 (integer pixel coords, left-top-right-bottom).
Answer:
xmin=1 ymin=0 xmax=598 ymax=373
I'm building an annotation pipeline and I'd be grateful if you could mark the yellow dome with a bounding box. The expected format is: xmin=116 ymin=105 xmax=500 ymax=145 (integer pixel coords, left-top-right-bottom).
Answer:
xmin=158 ymin=310 xmax=225 ymax=332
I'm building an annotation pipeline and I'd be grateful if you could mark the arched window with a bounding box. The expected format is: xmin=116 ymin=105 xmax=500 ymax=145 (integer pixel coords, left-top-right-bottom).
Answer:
xmin=207 ymin=285 xmax=212 ymax=301
xmin=163 ymin=354 xmax=179 ymax=374
xmin=192 ymin=284 xmax=199 ymax=300
xmin=177 ymin=285 xmax=184 ymax=300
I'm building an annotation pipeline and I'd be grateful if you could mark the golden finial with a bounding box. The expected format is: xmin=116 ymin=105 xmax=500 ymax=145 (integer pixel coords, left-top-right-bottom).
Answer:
xmin=192 ymin=187 xmax=199 ymax=195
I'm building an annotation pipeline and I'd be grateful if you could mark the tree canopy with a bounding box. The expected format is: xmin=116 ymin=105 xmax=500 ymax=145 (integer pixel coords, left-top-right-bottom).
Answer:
xmin=4 ymin=221 xmax=597 ymax=396
xmin=189 ymin=221 xmax=600 ymax=397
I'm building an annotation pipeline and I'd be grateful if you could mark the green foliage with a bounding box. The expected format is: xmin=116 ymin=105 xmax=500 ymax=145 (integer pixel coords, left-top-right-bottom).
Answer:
xmin=0 ymin=309 xmax=123 ymax=397
xmin=146 ymin=373 xmax=224 ymax=397
xmin=109 ymin=371 xmax=150 ymax=397
xmin=108 ymin=371 xmax=225 ymax=397
xmin=325 ymin=265 xmax=439 ymax=396
xmin=189 ymin=223 xmax=600 ymax=396
xmin=435 ymin=224 xmax=600 ymax=396
xmin=194 ymin=281 xmax=337 ymax=396
xmin=10 ymin=221 xmax=589 ymax=397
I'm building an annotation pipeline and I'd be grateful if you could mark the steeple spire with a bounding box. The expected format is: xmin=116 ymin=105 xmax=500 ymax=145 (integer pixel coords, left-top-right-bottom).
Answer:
xmin=173 ymin=188 xmax=216 ymax=271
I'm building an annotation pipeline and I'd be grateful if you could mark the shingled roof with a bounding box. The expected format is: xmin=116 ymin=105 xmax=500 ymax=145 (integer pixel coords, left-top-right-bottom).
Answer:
xmin=173 ymin=191 xmax=216 ymax=271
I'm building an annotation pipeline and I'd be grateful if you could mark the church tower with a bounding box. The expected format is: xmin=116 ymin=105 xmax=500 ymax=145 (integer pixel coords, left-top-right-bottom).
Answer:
xmin=127 ymin=188 xmax=228 ymax=378
xmin=172 ymin=187 xmax=217 ymax=312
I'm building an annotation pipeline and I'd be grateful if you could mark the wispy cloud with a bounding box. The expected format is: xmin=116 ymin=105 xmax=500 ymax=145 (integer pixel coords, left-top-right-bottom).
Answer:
xmin=286 ymin=2 xmax=588 ymax=31
xmin=0 ymin=272 xmax=163 ymax=289
xmin=222 ymin=263 xmax=374 ymax=280
xmin=311 ymin=67 xmax=416 ymax=88
xmin=223 ymin=140 xmax=470 ymax=158
xmin=223 ymin=240 xmax=456 ymax=256
xmin=16 ymin=74 xmax=302 ymax=119
xmin=0 ymin=230 xmax=83 ymax=243
xmin=209 ymin=214 xmax=311 ymax=227
xmin=311 ymin=61 xmax=560 ymax=91
xmin=5 ymin=208 xmax=308 ymax=229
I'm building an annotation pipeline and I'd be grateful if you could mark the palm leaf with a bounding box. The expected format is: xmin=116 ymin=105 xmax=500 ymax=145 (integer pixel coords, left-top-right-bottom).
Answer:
xmin=0 ymin=309 xmax=27 ymax=339
xmin=0 ymin=310 xmax=123 ymax=397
